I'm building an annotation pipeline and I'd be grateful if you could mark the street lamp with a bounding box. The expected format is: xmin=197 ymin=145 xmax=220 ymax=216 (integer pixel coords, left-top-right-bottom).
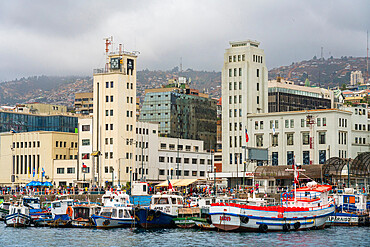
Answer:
xmin=111 ymin=167 xmax=114 ymax=188
xmin=171 ymin=168 xmax=173 ymax=179
xmin=214 ymin=167 xmax=217 ymax=196
xmin=129 ymin=168 xmax=132 ymax=195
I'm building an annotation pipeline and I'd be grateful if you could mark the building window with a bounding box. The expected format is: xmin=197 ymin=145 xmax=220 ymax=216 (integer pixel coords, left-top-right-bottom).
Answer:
xmin=287 ymin=133 xmax=294 ymax=145
xmin=303 ymin=151 xmax=310 ymax=165
xmin=239 ymin=68 xmax=242 ymax=76
xmin=82 ymin=139 xmax=90 ymax=146
xmin=229 ymin=69 xmax=232 ymax=77
xmin=184 ymin=158 xmax=190 ymax=164
xmin=110 ymin=152 xmax=113 ymax=159
xmin=319 ymin=132 xmax=326 ymax=144
xmin=272 ymin=134 xmax=278 ymax=147
xmin=301 ymin=119 xmax=305 ymax=128
xmin=272 ymin=152 xmax=278 ymax=166
xmin=192 ymin=159 xmax=197 ymax=164
xmin=255 ymin=121 xmax=258 ymax=130
xmin=56 ymin=141 xmax=58 ymax=147
xmin=184 ymin=170 xmax=189 ymax=176
xmin=106 ymin=81 xmax=109 ymax=88
xmin=275 ymin=120 xmax=279 ymax=129
xmin=229 ymin=82 xmax=232 ymax=90
xmin=287 ymin=151 xmax=294 ymax=166
xmin=323 ymin=117 xmax=326 ymax=126
xmin=186 ymin=146 xmax=191 ymax=151
xmin=302 ymin=133 xmax=310 ymax=145
xmin=319 ymin=150 xmax=326 ymax=164
xmin=257 ymin=83 xmax=259 ymax=91
xmin=106 ymin=95 xmax=109 ymax=102
xmin=159 ymin=170 xmax=165 ymax=175
xmin=57 ymin=168 xmax=64 ymax=174
xmin=317 ymin=118 xmax=321 ymax=127
xmin=260 ymin=121 xmax=263 ymax=130
xmin=257 ymin=69 xmax=259 ymax=77
xmin=110 ymin=138 xmax=113 ymax=144
xmin=110 ymin=81 xmax=113 ymax=88
xmin=234 ymin=68 xmax=237 ymax=77
xmin=285 ymin=120 xmax=289 ymax=128
xmin=256 ymin=134 xmax=263 ymax=147
xmin=192 ymin=171 xmax=197 ymax=176
xmin=82 ymin=125 xmax=90 ymax=131
xmin=67 ymin=168 xmax=75 ymax=174
xmin=159 ymin=156 xmax=165 ymax=162
xmin=110 ymin=124 xmax=113 ymax=130
xmin=257 ymin=96 xmax=259 ymax=104
xmin=290 ymin=119 xmax=294 ymax=128
xmin=229 ymin=96 xmax=232 ymax=104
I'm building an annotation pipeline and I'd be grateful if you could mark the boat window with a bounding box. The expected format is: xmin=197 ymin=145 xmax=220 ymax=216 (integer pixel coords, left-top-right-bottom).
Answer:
xmin=172 ymin=198 xmax=177 ymax=204
xmin=177 ymin=198 xmax=183 ymax=205
xmin=18 ymin=209 xmax=21 ymax=214
xmin=124 ymin=210 xmax=130 ymax=218
xmin=112 ymin=208 xmax=117 ymax=217
xmin=119 ymin=209 xmax=124 ymax=218
xmin=355 ymin=197 xmax=359 ymax=203
xmin=67 ymin=201 xmax=73 ymax=206
xmin=100 ymin=211 xmax=112 ymax=217
xmin=53 ymin=202 xmax=61 ymax=208
xmin=154 ymin=198 xmax=169 ymax=204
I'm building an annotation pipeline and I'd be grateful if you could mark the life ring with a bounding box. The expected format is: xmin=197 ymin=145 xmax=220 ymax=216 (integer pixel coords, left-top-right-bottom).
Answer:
xmin=282 ymin=193 xmax=288 ymax=200
xmin=282 ymin=223 xmax=290 ymax=232
xmin=155 ymin=210 xmax=161 ymax=218
xmin=259 ymin=224 xmax=268 ymax=233
xmin=294 ymin=221 xmax=301 ymax=230
xmin=240 ymin=216 xmax=249 ymax=224
xmin=66 ymin=206 xmax=73 ymax=217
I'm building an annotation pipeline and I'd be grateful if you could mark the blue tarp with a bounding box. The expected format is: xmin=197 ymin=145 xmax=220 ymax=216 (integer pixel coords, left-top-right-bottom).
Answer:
xmin=42 ymin=181 xmax=53 ymax=187
xmin=26 ymin=181 xmax=52 ymax=187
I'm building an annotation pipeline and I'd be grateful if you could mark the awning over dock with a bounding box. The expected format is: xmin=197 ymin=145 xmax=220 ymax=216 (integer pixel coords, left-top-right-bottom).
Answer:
xmin=155 ymin=179 xmax=199 ymax=187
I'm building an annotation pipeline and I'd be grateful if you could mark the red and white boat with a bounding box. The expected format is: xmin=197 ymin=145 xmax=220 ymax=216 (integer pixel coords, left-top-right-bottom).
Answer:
xmin=210 ymin=162 xmax=335 ymax=232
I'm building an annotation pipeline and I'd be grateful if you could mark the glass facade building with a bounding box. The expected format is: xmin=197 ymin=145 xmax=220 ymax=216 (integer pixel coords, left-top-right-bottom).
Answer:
xmin=139 ymin=90 xmax=217 ymax=150
xmin=0 ymin=111 xmax=78 ymax=133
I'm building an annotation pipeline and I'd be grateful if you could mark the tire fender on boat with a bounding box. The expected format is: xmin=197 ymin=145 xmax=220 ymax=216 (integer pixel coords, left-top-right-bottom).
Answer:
xmin=283 ymin=223 xmax=290 ymax=232
xmin=240 ymin=216 xmax=249 ymax=224
xmin=294 ymin=221 xmax=301 ymax=230
xmin=259 ymin=224 xmax=268 ymax=232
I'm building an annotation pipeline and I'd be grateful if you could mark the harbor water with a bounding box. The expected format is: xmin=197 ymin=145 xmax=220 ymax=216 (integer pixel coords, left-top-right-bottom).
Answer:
xmin=1 ymin=225 xmax=369 ymax=247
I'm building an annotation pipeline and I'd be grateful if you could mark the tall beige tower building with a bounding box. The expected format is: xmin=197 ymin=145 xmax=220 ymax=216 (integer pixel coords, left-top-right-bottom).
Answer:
xmin=92 ymin=48 xmax=138 ymax=186
xmin=221 ymin=40 xmax=268 ymax=175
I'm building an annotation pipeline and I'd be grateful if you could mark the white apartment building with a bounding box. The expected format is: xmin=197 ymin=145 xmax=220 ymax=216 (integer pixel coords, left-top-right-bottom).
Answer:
xmin=92 ymin=50 xmax=138 ymax=186
xmin=222 ymin=40 xmax=268 ymax=174
xmin=156 ymin=137 xmax=210 ymax=181
xmin=246 ymin=109 xmax=353 ymax=167
xmin=350 ymin=70 xmax=364 ymax=85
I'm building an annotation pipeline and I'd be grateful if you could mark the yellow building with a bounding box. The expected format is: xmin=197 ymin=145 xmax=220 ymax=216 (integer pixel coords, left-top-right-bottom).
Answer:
xmin=0 ymin=131 xmax=78 ymax=187
xmin=74 ymin=92 xmax=94 ymax=115
xmin=20 ymin=103 xmax=67 ymax=114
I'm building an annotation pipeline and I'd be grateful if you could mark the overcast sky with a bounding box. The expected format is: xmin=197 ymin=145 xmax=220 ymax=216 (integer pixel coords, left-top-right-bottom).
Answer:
xmin=0 ymin=0 xmax=368 ymax=82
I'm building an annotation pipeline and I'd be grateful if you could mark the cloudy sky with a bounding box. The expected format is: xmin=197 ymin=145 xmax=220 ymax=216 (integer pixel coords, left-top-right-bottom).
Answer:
xmin=0 ymin=0 xmax=368 ymax=81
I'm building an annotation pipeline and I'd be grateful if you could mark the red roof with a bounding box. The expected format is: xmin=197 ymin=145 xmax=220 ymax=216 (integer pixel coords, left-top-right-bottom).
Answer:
xmin=296 ymin=184 xmax=332 ymax=193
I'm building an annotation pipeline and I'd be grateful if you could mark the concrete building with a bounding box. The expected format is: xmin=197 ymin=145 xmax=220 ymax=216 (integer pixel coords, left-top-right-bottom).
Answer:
xmin=18 ymin=103 xmax=67 ymax=114
xmin=139 ymin=77 xmax=217 ymax=150
xmin=0 ymin=131 xmax=78 ymax=186
xmin=92 ymin=49 xmax=138 ymax=187
xmin=268 ymin=78 xmax=334 ymax=112
xmin=74 ymin=92 xmax=93 ymax=115
xmin=221 ymin=40 xmax=268 ymax=174
xmin=350 ymin=70 xmax=364 ymax=85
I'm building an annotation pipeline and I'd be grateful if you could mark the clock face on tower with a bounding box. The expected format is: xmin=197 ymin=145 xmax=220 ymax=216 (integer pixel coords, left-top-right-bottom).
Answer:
xmin=127 ymin=59 xmax=134 ymax=70
xmin=110 ymin=57 xmax=121 ymax=70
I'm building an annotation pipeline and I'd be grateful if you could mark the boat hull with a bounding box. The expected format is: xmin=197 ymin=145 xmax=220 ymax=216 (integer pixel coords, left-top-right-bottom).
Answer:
xmin=92 ymin=214 xmax=136 ymax=229
xmin=210 ymin=204 xmax=335 ymax=232
xmin=174 ymin=217 xmax=196 ymax=228
xmin=136 ymin=208 xmax=176 ymax=229
xmin=327 ymin=212 xmax=370 ymax=226
xmin=5 ymin=213 xmax=31 ymax=227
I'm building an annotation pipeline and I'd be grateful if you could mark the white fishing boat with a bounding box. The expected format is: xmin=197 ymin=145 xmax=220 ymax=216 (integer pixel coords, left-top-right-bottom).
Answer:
xmin=0 ymin=202 xmax=11 ymax=221
xmin=210 ymin=181 xmax=335 ymax=232
xmin=48 ymin=199 xmax=74 ymax=227
xmin=327 ymin=188 xmax=370 ymax=226
xmin=5 ymin=203 xmax=31 ymax=227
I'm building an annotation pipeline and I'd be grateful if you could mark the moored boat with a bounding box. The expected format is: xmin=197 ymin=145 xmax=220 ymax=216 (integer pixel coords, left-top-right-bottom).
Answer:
xmin=47 ymin=199 xmax=74 ymax=227
xmin=5 ymin=203 xmax=31 ymax=227
xmin=210 ymin=182 xmax=335 ymax=232
xmin=0 ymin=202 xmax=11 ymax=221
xmin=136 ymin=192 xmax=184 ymax=228
xmin=71 ymin=204 xmax=100 ymax=228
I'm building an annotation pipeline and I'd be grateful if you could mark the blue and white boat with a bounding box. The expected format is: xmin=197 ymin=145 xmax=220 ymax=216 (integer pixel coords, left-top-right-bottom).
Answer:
xmin=136 ymin=192 xmax=184 ymax=229
xmin=327 ymin=188 xmax=370 ymax=226
xmin=5 ymin=203 xmax=31 ymax=227
xmin=92 ymin=191 xmax=135 ymax=228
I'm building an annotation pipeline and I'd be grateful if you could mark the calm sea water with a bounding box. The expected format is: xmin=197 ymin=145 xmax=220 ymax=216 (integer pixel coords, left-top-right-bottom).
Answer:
xmin=0 ymin=225 xmax=369 ymax=247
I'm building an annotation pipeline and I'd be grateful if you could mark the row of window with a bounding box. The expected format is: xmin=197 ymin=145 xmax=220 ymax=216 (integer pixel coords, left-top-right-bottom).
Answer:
xmin=125 ymin=167 xmax=148 ymax=175
xmin=55 ymin=155 xmax=77 ymax=160
xmin=12 ymin=155 xmax=40 ymax=175
xmin=149 ymin=94 xmax=169 ymax=98
xmin=354 ymin=124 xmax=367 ymax=131
xmin=160 ymin=143 xmax=199 ymax=152
xmin=354 ymin=137 xmax=367 ymax=144
xmin=253 ymin=54 xmax=263 ymax=63
xmin=338 ymin=118 xmax=348 ymax=128
xmin=159 ymin=156 xmax=208 ymax=165
xmin=338 ymin=132 xmax=347 ymax=145
xmin=229 ymin=109 xmax=243 ymax=118
xmin=254 ymin=117 xmax=328 ymax=131
xmin=354 ymin=108 xmax=366 ymax=115
xmin=229 ymin=122 xmax=243 ymax=131
xmin=229 ymin=81 xmax=242 ymax=90
xmin=56 ymin=141 xmax=78 ymax=148
xmin=270 ymin=150 xmax=327 ymax=166
xmin=105 ymin=109 xmax=114 ymax=116
xmin=159 ymin=169 xmax=205 ymax=177
xmin=105 ymin=95 xmax=114 ymax=102
xmin=228 ymin=54 xmax=245 ymax=63
xmin=228 ymin=68 xmax=243 ymax=77
xmin=75 ymin=98 xmax=93 ymax=102
xmin=229 ymin=95 xmax=242 ymax=104
xmin=56 ymin=167 xmax=75 ymax=174
xmin=105 ymin=81 xmax=114 ymax=88
xmin=255 ymin=132 xmax=327 ymax=147
xmin=126 ymin=82 xmax=134 ymax=89
xmin=12 ymin=141 xmax=40 ymax=149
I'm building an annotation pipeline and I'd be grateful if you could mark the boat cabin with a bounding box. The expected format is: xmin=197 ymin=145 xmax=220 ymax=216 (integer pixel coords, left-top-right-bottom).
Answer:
xmin=284 ymin=182 xmax=332 ymax=208
xmin=72 ymin=205 xmax=100 ymax=220
xmin=99 ymin=206 xmax=132 ymax=219
xmin=23 ymin=197 xmax=41 ymax=209
xmin=51 ymin=199 xmax=74 ymax=217
xmin=150 ymin=193 xmax=184 ymax=216
xmin=332 ymin=188 xmax=368 ymax=213
xmin=9 ymin=204 xmax=30 ymax=216
xmin=102 ymin=191 xmax=131 ymax=207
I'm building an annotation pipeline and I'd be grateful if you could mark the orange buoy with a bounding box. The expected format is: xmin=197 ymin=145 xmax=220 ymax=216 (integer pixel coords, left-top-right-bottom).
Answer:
xmin=66 ymin=206 xmax=73 ymax=217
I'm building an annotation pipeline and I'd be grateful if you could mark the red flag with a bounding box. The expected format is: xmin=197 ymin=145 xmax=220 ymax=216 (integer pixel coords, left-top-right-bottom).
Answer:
xmin=82 ymin=154 xmax=88 ymax=159
xmin=245 ymin=128 xmax=249 ymax=143
xmin=168 ymin=179 xmax=173 ymax=190
xmin=82 ymin=163 xmax=87 ymax=168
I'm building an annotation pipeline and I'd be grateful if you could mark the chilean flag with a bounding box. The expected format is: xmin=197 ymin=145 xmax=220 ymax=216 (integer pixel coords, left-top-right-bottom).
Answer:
xmin=293 ymin=156 xmax=299 ymax=185
xmin=82 ymin=163 xmax=87 ymax=168
xmin=168 ymin=179 xmax=173 ymax=191
xmin=245 ymin=128 xmax=249 ymax=143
